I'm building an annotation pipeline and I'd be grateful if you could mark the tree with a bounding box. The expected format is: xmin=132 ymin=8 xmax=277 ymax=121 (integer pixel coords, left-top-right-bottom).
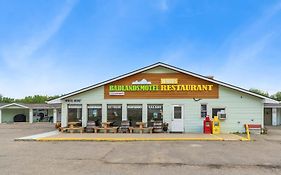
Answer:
xmin=249 ymin=88 xmax=269 ymax=97
xmin=0 ymin=96 xmax=15 ymax=103
xmin=271 ymin=92 xmax=281 ymax=101
xmin=0 ymin=94 xmax=61 ymax=104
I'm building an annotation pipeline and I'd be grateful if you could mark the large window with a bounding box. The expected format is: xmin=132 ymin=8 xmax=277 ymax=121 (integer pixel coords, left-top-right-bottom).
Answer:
xmin=107 ymin=104 xmax=122 ymax=126
xmin=33 ymin=109 xmax=49 ymax=122
xmin=127 ymin=104 xmax=142 ymax=127
xmin=212 ymin=108 xmax=226 ymax=119
xmin=147 ymin=104 xmax=163 ymax=127
xmin=68 ymin=104 xmax=82 ymax=122
xmin=88 ymin=104 xmax=102 ymax=126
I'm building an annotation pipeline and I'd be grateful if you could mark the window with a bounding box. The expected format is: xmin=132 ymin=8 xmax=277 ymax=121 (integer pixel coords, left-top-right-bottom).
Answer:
xmin=107 ymin=104 xmax=122 ymax=126
xmin=147 ymin=104 xmax=163 ymax=127
xmin=212 ymin=108 xmax=226 ymax=119
xmin=201 ymin=104 xmax=207 ymax=118
xmin=127 ymin=104 xmax=142 ymax=126
xmin=174 ymin=106 xmax=182 ymax=119
xmin=88 ymin=104 xmax=102 ymax=126
xmin=33 ymin=109 xmax=48 ymax=122
xmin=68 ymin=104 xmax=82 ymax=122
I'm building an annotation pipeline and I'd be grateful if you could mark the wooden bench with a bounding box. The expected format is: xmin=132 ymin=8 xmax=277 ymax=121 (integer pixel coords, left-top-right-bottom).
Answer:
xmin=60 ymin=127 xmax=84 ymax=133
xmin=129 ymin=127 xmax=153 ymax=134
xmin=95 ymin=127 xmax=118 ymax=133
xmin=245 ymin=124 xmax=266 ymax=134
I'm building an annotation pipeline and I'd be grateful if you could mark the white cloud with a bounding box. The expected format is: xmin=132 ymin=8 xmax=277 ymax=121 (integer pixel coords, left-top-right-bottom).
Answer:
xmin=158 ymin=0 xmax=169 ymax=12
xmin=0 ymin=0 xmax=78 ymax=98
xmin=1 ymin=0 xmax=78 ymax=69
xmin=214 ymin=1 xmax=281 ymax=94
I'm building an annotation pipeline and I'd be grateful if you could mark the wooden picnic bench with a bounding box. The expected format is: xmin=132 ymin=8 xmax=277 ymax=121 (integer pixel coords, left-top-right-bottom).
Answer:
xmin=60 ymin=127 xmax=84 ymax=133
xmin=94 ymin=122 xmax=118 ymax=133
xmin=95 ymin=127 xmax=118 ymax=133
xmin=129 ymin=127 xmax=153 ymax=134
xmin=60 ymin=122 xmax=84 ymax=133
xmin=129 ymin=122 xmax=153 ymax=134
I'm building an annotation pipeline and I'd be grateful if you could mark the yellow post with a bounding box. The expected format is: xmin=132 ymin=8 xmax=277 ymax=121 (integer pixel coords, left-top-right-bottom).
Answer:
xmin=245 ymin=124 xmax=251 ymax=140
xmin=212 ymin=116 xmax=220 ymax=134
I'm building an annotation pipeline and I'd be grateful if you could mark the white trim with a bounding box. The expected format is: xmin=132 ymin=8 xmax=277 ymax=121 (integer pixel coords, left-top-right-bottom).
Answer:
xmin=0 ymin=103 xmax=29 ymax=109
xmin=48 ymin=62 xmax=279 ymax=103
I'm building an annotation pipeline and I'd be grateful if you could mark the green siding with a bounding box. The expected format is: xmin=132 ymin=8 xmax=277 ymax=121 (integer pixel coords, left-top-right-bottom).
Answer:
xmin=61 ymin=85 xmax=264 ymax=133
xmin=2 ymin=109 xmax=29 ymax=123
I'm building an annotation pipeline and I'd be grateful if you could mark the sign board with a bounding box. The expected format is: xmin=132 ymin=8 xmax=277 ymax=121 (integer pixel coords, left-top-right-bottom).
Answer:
xmin=104 ymin=73 xmax=219 ymax=99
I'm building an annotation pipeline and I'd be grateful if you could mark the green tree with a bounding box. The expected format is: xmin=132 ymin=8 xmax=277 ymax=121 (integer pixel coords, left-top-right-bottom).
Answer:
xmin=0 ymin=94 xmax=61 ymax=104
xmin=271 ymin=92 xmax=281 ymax=101
xmin=0 ymin=96 xmax=15 ymax=103
xmin=249 ymin=88 xmax=269 ymax=97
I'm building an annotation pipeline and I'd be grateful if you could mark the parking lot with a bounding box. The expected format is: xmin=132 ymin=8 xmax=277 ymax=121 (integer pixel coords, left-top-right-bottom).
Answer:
xmin=0 ymin=123 xmax=280 ymax=175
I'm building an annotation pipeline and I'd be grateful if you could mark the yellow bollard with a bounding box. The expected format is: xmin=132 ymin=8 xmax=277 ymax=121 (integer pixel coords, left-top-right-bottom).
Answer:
xmin=245 ymin=124 xmax=251 ymax=140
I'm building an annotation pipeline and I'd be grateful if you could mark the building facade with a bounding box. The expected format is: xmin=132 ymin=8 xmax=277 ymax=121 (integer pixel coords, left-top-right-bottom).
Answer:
xmin=48 ymin=62 xmax=280 ymax=133
xmin=0 ymin=103 xmax=61 ymax=123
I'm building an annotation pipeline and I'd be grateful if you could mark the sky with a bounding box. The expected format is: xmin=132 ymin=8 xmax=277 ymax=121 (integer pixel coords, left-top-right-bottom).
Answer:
xmin=0 ymin=0 xmax=281 ymax=98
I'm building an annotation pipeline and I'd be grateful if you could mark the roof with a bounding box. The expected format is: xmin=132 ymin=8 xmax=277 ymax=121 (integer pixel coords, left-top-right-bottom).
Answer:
xmin=264 ymin=103 xmax=281 ymax=108
xmin=48 ymin=62 xmax=279 ymax=104
xmin=0 ymin=103 xmax=61 ymax=109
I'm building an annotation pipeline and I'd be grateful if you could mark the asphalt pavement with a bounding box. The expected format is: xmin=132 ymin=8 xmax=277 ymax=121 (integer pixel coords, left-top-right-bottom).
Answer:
xmin=0 ymin=123 xmax=280 ymax=175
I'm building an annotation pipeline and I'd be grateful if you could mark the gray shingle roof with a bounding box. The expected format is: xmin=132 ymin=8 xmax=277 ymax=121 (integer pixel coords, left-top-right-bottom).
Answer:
xmin=0 ymin=103 xmax=61 ymax=109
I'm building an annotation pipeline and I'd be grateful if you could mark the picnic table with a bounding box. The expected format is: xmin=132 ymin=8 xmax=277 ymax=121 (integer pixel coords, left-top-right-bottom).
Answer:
xmin=129 ymin=122 xmax=153 ymax=134
xmin=60 ymin=122 xmax=84 ymax=133
xmin=94 ymin=122 xmax=118 ymax=133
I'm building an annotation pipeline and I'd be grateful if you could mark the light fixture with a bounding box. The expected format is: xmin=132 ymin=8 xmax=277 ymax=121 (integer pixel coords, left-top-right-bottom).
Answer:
xmin=193 ymin=98 xmax=202 ymax=102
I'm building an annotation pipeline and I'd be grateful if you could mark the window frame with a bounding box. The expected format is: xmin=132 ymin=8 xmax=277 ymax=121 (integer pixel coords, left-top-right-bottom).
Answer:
xmin=200 ymin=104 xmax=208 ymax=118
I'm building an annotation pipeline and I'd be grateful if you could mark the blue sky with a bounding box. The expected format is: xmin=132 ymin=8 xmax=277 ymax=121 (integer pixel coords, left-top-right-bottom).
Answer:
xmin=0 ymin=0 xmax=281 ymax=98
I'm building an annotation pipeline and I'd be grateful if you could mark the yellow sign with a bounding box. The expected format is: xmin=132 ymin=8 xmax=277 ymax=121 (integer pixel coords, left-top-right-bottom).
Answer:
xmin=160 ymin=84 xmax=213 ymax=91
xmin=161 ymin=78 xmax=178 ymax=84
xmin=109 ymin=84 xmax=213 ymax=92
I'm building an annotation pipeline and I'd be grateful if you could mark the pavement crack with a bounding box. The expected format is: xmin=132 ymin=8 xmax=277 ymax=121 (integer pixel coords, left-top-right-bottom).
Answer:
xmin=100 ymin=147 xmax=117 ymax=162
xmin=102 ymin=162 xmax=281 ymax=170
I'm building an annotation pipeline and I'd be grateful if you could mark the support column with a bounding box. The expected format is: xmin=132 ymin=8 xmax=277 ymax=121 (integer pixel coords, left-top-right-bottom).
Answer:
xmin=142 ymin=104 xmax=147 ymax=124
xmin=278 ymin=109 xmax=281 ymax=125
xmin=0 ymin=109 xmax=2 ymax=124
xmin=82 ymin=104 xmax=88 ymax=127
xmin=53 ymin=109 xmax=57 ymax=124
xmin=102 ymin=103 xmax=107 ymax=122
xmin=163 ymin=103 xmax=170 ymax=123
xmin=272 ymin=108 xmax=277 ymax=126
xmin=122 ymin=104 xmax=127 ymax=121
xmin=61 ymin=103 xmax=68 ymax=127
xmin=29 ymin=109 xmax=33 ymax=123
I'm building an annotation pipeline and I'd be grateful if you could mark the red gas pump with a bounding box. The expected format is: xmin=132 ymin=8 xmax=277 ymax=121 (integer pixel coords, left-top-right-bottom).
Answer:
xmin=203 ymin=115 xmax=212 ymax=134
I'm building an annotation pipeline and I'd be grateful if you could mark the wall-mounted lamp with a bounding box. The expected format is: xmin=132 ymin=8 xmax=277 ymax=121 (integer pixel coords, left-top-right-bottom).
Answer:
xmin=193 ymin=98 xmax=202 ymax=102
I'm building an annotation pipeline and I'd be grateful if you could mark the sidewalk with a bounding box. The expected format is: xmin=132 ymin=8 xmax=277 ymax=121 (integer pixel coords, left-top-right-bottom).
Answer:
xmin=15 ymin=131 xmax=248 ymax=141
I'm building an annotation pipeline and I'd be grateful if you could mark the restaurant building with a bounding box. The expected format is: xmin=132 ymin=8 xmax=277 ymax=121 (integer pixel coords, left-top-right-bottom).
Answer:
xmin=48 ymin=62 xmax=280 ymax=133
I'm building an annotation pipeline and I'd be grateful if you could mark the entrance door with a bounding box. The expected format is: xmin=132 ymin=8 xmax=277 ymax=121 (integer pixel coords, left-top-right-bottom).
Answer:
xmin=171 ymin=105 xmax=184 ymax=132
xmin=264 ymin=108 xmax=272 ymax=126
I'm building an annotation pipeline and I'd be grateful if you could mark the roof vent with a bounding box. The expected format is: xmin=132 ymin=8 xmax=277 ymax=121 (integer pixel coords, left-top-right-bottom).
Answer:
xmin=206 ymin=76 xmax=214 ymax=79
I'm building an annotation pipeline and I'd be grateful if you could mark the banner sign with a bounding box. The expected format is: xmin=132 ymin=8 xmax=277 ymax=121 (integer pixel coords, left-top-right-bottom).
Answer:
xmin=109 ymin=84 xmax=214 ymax=92
xmin=104 ymin=73 xmax=219 ymax=99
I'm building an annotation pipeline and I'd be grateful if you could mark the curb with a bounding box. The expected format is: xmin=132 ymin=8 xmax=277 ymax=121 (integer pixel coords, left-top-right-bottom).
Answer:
xmin=33 ymin=137 xmax=250 ymax=142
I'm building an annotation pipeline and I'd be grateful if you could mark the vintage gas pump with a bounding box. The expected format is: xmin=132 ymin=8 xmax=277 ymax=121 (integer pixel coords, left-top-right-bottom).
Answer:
xmin=212 ymin=116 xmax=220 ymax=134
xmin=203 ymin=115 xmax=212 ymax=134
